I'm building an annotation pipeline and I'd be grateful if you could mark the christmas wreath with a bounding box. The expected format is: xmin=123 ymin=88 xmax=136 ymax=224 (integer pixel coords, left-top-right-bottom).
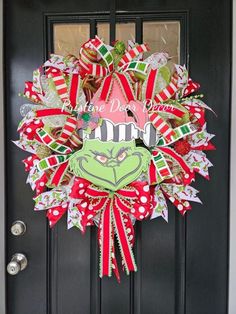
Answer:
xmin=14 ymin=36 xmax=215 ymax=281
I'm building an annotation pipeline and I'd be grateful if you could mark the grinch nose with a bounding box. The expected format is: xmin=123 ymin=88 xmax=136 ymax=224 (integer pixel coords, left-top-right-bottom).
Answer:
xmin=106 ymin=159 xmax=119 ymax=167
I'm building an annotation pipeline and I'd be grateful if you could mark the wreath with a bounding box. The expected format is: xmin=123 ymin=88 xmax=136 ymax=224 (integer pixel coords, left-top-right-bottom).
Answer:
xmin=14 ymin=36 xmax=215 ymax=282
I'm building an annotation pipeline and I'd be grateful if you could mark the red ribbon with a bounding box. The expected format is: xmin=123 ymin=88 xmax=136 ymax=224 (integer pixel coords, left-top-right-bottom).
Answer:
xmin=70 ymin=178 xmax=153 ymax=281
xmin=99 ymin=72 xmax=135 ymax=103
xmin=24 ymin=81 xmax=43 ymax=103
xmin=158 ymin=147 xmax=194 ymax=185
xmin=69 ymin=74 xmax=80 ymax=108
xmin=23 ymin=154 xmax=40 ymax=171
xmin=18 ymin=118 xmax=44 ymax=140
xmin=35 ymin=108 xmax=71 ymax=117
xmin=79 ymin=37 xmax=146 ymax=103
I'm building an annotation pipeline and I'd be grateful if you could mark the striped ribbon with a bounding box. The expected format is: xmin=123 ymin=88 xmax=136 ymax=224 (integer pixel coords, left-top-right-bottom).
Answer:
xmin=118 ymin=43 xmax=149 ymax=67
xmin=56 ymin=116 xmax=77 ymax=144
xmin=36 ymin=154 xmax=71 ymax=171
xmin=80 ymin=42 xmax=97 ymax=67
xmin=149 ymin=151 xmax=173 ymax=185
xmin=37 ymin=129 xmax=72 ymax=154
xmin=144 ymin=69 xmax=176 ymax=142
xmin=47 ymin=68 xmax=70 ymax=104
xmin=158 ymin=147 xmax=194 ymax=185
xmin=149 ymin=112 xmax=176 ymax=142
xmin=36 ymin=111 xmax=79 ymax=149
xmin=69 ymin=133 xmax=82 ymax=148
xmin=157 ymin=122 xmax=197 ymax=146
xmin=78 ymin=56 xmax=91 ymax=74
xmin=154 ymin=73 xmax=179 ymax=103
xmin=80 ymin=37 xmax=149 ymax=103
xmin=153 ymin=104 xmax=185 ymax=119
xmin=69 ymin=74 xmax=81 ymax=108
xmin=151 ymin=150 xmax=173 ymax=183
xmin=90 ymin=36 xmax=114 ymax=72
xmin=80 ymin=63 xmax=108 ymax=78
xmin=81 ymin=60 xmax=148 ymax=79
xmin=123 ymin=61 xmax=149 ymax=74
xmin=149 ymin=145 xmax=194 ymax=186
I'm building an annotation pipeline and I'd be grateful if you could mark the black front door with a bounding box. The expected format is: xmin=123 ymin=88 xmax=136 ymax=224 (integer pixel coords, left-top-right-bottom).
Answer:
xmin=5 ymin=1 xmax=231 ymax=313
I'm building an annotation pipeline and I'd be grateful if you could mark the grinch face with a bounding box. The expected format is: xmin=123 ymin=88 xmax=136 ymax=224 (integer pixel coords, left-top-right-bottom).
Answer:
xmin=69 ymin=139 xmax=151 ymax=191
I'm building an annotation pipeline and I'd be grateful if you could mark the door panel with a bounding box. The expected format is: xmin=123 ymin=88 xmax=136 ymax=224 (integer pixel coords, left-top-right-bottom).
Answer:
xmin=143 ymin=21 xmax=180 ymax=63
xmin=4 ymin=1 xmax=231 ymax=314
xmin=54 ymin=23 xmax=90 ymax=56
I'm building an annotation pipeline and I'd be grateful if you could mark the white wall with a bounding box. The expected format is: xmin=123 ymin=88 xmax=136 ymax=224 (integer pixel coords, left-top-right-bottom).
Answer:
xmin=0 ymin=0 xmax=5 ymax=312
xmin=229 ymin=1 xmax=236 ymax=313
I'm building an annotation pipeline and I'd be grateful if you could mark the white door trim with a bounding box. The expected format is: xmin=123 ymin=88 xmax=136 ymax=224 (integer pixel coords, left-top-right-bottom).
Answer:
xmin=0 ymin=0 xmax=6 ymax=313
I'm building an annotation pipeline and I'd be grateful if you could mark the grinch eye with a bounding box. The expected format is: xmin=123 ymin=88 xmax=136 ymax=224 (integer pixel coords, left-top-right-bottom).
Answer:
xmin=117 ymin=151 xmax=127 ymax=162
xmin=95 ymin=155 xmax=108 ymax=164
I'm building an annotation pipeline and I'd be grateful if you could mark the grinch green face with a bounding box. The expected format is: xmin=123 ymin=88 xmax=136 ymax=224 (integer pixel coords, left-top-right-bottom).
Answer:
xmin=69 ymin=139 xmax=151 ymax=191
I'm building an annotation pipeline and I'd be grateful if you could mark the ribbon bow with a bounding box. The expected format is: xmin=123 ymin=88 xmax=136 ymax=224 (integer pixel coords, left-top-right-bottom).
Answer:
xmin=79 ymin=36 xmax=149 ymax=103
xmin=70 ymin=178 xmax=153 ymax=281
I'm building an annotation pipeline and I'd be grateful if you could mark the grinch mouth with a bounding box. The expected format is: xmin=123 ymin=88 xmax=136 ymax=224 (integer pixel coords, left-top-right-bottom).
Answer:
xmin=77 ymin=152 xmax=143 ymax=190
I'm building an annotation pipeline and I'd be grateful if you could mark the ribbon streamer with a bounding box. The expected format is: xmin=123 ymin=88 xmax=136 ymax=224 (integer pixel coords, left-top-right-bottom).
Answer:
xmin=157 ymin=122 xmax=197 ymax=146
xmin=69 ymin=178 xmax=152 ymax=280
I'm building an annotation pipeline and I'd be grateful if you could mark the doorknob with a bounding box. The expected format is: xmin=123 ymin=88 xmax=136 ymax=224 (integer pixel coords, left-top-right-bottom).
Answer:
xmin=7 ymin=253 xmax=28 ymax=275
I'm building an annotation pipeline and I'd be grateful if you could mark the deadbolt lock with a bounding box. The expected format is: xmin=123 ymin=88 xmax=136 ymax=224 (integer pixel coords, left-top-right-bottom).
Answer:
xmin=11 ymin=221 xmax=26 ymax=236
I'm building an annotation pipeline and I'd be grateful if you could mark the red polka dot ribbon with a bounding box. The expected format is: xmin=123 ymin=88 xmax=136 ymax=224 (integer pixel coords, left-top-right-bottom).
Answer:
xmin=69 ymin=177 xmax=153 ymax=281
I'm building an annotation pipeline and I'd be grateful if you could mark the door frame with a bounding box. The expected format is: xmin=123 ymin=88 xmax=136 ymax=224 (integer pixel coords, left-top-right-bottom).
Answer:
xmin=229 ymin=0 xmax=236 ymax=313
xmin=0 ymin=2 xmax=234 ymax=313
xmin=0 ymin=0 xmax=6 ymax=312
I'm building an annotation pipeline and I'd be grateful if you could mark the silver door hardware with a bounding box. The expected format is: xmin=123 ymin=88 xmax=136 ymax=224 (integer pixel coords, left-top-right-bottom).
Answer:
xmin=11 ymin=221 xmax=26 ymax=236
xmin=7 ymin=253 xmax=28 ymax=275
